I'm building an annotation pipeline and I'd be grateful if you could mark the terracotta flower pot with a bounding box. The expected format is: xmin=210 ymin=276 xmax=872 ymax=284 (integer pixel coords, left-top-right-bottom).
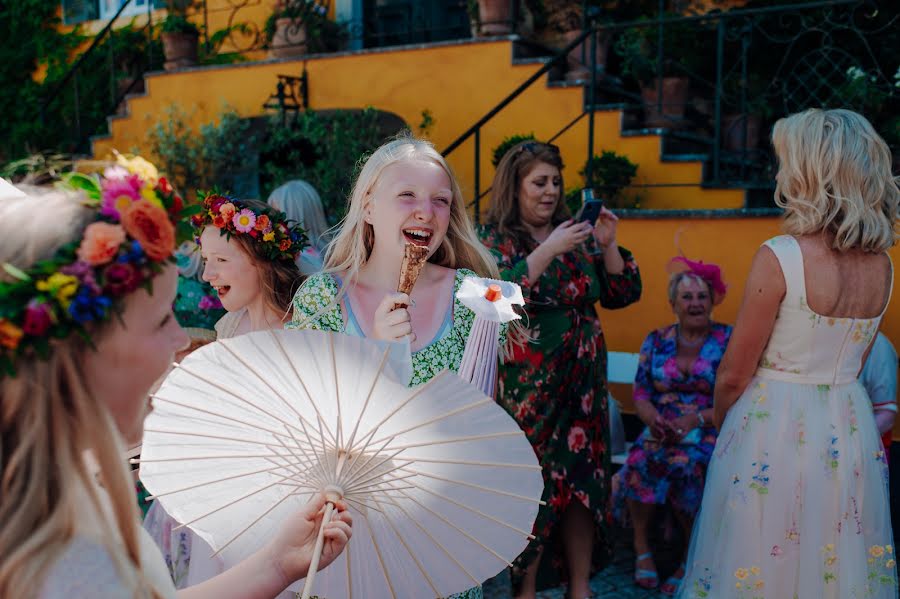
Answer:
xmin=161 ymin=31 xmax=199 ymax=71
xmin=722 ymin=113 xmax=763 ymax=152
xmin=476 ymin=0 xmax=511 ymax=37
xmin=640 ymin=76 xmax=689 ymax=129
xmin=270 ymin=17 xmax=307 ymax=58
xmin=563 ymin=29 xmax=611 ymax=82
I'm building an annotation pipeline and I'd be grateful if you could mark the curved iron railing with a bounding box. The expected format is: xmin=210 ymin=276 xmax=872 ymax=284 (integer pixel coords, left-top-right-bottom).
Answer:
xmin=442 ymin=0 xmax=897 ymax=218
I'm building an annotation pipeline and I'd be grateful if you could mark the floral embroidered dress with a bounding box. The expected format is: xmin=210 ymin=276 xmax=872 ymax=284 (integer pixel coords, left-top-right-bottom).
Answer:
xmin=678 ymin=235 xmax=897 ymax=599
xmin=287 ymin=268 xmax=488 ymax=599
xmin=479 ymin=225 xmax=642 ymax=592
xmin=612 ymin=322 xmax=731 ymax=520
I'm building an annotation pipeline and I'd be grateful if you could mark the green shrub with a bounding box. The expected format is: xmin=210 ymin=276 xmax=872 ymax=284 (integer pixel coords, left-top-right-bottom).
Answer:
xmin=580 ymin=150 xmax=639 ymax=209
xmin=491 ymin=133 xmax=536 ymax=168
xmin=147 ymin=106 xmax=257 ymax=199
xmin=259 ymin=108 xmax=389 ymax=224
xmin=148 ymin=106 xmax=398 ymax=221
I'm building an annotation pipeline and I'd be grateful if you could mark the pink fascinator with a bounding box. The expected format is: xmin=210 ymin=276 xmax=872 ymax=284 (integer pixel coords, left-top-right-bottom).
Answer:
xmin=668 ymin=255 xmax=727 ymax=305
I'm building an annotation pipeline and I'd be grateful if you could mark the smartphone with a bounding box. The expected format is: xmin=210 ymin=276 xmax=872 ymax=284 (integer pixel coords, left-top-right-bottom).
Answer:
xmin=576 ymin=199 xmax=604 ymax=225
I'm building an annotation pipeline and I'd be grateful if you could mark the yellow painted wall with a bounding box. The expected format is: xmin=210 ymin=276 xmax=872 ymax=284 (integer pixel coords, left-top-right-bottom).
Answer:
xmin=75 ymin=1 xmax=336 ymax=57
xmin=603 ymin=215 xmax=900 ymax=439
xmin=94 ymin=39 xmax=744 ymax=210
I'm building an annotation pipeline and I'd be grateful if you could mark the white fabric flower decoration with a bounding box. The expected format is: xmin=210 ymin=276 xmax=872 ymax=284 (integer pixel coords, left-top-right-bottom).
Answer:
xmin=456 ymin=276 xmax=524 ymax=323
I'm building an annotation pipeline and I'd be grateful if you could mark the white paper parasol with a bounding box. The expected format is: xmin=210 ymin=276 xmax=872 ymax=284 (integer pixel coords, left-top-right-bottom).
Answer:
xmin=456 ymin=277 xmax=525 ymax=396
xmin=138 ymin=329 xmax=543 ymax=599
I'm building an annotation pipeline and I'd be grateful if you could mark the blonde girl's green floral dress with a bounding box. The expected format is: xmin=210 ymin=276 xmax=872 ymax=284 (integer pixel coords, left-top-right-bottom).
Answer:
xmin=677 ymin=236 xmax=897 ymax=599
xmin=287 ymin=268 xmax=489 ymax=599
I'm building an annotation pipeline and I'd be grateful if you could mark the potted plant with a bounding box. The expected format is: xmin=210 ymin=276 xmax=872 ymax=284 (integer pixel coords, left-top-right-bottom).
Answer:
xmin=160 ymin=0 xmax=200 ymax=71
xmin=616 ymin=14 xmax=712 ymax=128
xmin=720 ymin=72 xmax=775 ymax=152
xmin=265 ymin=1 xmax=328 ymax=58
xmin=468 ymin=0 xmax=514 ymax=37
xmin=580 ymin=150 xmax=639 ymax=209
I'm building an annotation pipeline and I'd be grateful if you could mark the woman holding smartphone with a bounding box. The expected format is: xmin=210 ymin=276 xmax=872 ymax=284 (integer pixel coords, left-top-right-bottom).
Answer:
xmin=479 ymin=141 xmax=642 ymax=599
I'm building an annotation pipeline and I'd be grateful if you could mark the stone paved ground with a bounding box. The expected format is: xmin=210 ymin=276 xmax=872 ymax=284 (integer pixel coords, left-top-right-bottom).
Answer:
xmin=482 ymin=532 xmax=681 ymax=599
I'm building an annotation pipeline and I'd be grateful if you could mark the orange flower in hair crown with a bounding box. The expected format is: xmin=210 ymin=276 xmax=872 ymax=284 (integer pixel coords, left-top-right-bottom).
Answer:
xmin=191 ymin=192 xmax=306 ymax=261
xmin=0 ymin=153 xmax=197 ymax=377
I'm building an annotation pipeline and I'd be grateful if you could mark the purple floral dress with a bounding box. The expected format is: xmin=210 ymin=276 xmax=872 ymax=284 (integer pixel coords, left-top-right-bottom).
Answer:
xmin=613 ymin=322 xmax=731 ymax=519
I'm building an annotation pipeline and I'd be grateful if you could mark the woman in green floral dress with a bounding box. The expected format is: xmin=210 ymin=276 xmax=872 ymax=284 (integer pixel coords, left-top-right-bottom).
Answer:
xmin=287 ymin=135 xmax=505 ymax=599
xmin=479 ymin=142 xmax=642 ymax=599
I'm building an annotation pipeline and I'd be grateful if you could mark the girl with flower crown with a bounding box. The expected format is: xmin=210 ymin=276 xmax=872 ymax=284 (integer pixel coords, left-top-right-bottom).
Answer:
xmin=142 ymin=195 xmax=308 ymax=590
xmin=0 ymin=163 xmax=351 ymax=599
xmin=287 ymin=134 xmax=502 ymax=599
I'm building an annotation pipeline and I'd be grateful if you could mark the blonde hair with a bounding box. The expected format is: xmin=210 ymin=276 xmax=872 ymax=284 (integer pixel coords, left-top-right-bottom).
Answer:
xmin=0 ymin=188 xmax=154 ymax=597
xmin=267 ymin=180 xmax=330 ymax=252
xmin=772 ymin=108 xmax=899 ymax=252
xmin=176 ymin=240 xmax=203 ymax=279
xmin=324 ymin=133 xmax=500 ymax=287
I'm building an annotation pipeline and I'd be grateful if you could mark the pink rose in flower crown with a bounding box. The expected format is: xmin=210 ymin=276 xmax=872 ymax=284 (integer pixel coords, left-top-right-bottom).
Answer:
xmin=77 ymin=222 xmax=126 ymax=266
xmin=220 ymin=202 xmax=236 ymax=221
xmin=102 ymin=262 xmax=142 ymax=295
xmin=121 ymin=200 xmax=176 ymax=261
xmin=100 ymin=174 xmax=142 ymax=220
xmin=22 ymin=300 xmax=53 ymax=336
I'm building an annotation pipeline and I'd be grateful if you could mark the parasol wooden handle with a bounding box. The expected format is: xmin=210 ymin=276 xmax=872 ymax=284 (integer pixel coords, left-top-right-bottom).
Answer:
xmin=299 ymin=487 xmax=343 ymax=599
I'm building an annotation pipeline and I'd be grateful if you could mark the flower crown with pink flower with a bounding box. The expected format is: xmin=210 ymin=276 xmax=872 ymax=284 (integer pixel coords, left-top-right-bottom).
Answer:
xmin=191 ymin=192 xmax=306 ymax=262
xmin=0 ymin=153 xmax=197 ymax=377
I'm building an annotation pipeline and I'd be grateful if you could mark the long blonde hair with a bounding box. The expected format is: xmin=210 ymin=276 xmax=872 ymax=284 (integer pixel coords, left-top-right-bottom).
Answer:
xmin=772 ymin=108 xmax=899 ymax=252
xmin=0 ymin=187 xmax=154 ymax=597
xmin=324 ymin=133 xmax=500 ymax=287
xmin=267 ymin=179 xmax=330 ymax=252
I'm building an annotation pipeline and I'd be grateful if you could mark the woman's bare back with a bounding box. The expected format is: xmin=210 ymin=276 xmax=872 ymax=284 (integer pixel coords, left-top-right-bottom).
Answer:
xmin=796 ymin=234 xmax=892 ymax=319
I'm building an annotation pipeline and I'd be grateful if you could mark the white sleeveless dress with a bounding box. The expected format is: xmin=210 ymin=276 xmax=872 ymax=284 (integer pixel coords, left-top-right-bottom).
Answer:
xmin=677 ymin=235 xmax=898 ymax=599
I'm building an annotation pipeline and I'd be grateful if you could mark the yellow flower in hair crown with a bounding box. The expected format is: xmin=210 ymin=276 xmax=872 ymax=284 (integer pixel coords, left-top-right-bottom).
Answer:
xmin=191 ymin=191 xmax=307 ymax=261
xmin=0 ymin=155 xmax=198 ymax=377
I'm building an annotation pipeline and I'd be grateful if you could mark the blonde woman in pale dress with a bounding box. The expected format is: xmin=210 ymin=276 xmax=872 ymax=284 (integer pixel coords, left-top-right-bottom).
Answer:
xmin=678 ymin=108 xmax=898 ymax=598
xmin=0 ymin=179 xmax=350 ymax=599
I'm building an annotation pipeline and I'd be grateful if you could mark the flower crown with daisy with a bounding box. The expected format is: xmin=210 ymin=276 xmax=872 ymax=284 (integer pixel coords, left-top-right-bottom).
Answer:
xmin=0 ymin=153 xmax=197 ymax=377
xmin=191 ymin=192 xmax=306 ymax=261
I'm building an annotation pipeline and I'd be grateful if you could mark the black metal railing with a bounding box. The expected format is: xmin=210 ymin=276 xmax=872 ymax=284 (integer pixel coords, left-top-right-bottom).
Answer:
xmin=443 ymin=0 xmax=898 ymax=217
xmin=41 ymin=0 xmax=160 ymax=155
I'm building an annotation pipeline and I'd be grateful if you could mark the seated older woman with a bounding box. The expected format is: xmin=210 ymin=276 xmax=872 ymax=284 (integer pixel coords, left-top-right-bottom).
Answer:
xmin=611 ymin=257 xmax=732 ymax=595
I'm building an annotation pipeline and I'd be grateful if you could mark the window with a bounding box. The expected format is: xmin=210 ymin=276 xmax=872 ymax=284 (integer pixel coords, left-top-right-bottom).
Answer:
xmin=62 ymin=0 xmax=163 ymax=24
xmin=98 ymin=0 xmax=155 ymax=20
